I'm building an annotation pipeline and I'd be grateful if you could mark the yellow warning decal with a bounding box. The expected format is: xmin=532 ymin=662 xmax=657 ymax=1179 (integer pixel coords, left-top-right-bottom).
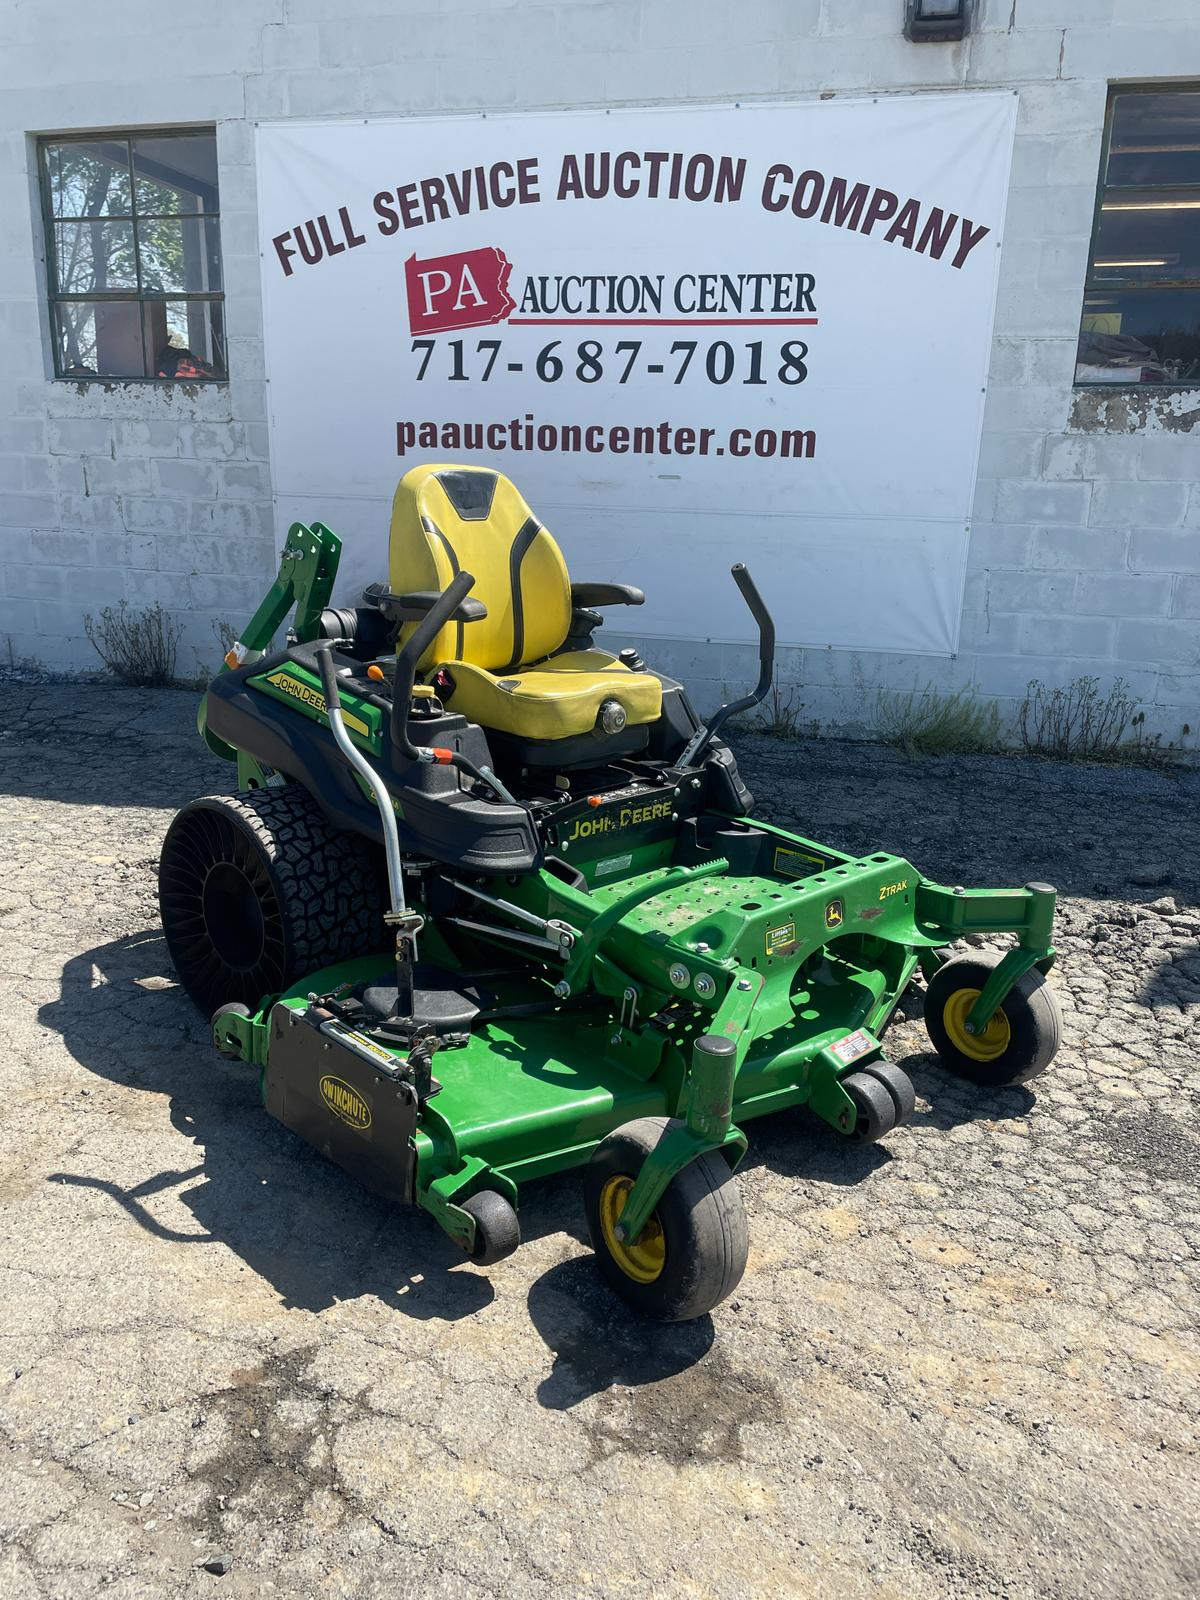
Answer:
xmin=264 ymin=670 xmax=371 ymax=737
xmin=773 ymin=845 xmax=827 ymax=879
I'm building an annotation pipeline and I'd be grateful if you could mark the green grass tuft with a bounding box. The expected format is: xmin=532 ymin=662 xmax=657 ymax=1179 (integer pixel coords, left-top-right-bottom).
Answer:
xmin=874 ymin=683 xmax=1002 ymax=756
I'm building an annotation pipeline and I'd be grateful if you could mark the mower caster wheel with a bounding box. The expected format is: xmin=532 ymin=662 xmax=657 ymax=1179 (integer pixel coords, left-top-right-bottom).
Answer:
xmin=859 ymin=1060 xmax=916 ymax=1126
xmin=925 ymin=954 xmax=1062 ymax=1087
xmin=842 ymin=1071 xmax=898 ymax=1143
xmin=584 ymin=1117 xmax=748 ymax=1322
xmin=462 ymin=1191 xmax=520 ymax=1266
xmin=211 ymin=1002 xmax=250 ymax=1060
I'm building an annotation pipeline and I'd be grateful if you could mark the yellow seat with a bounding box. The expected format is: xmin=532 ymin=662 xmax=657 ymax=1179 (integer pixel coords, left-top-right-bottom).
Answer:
xmin=389 ymin=465 xmax=661 ymax=743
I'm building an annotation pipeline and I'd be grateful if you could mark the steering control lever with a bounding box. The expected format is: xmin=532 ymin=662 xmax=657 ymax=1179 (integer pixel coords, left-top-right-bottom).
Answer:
xmin=385 ymin=572 xmax=518 ymax=805
xmin=677 ymin=563 xmax=776 ymax=768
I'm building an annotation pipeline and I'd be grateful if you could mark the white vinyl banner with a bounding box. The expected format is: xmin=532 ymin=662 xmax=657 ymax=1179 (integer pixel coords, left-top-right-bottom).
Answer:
xmin=257 ymin=95 xmax=1016 ymax=655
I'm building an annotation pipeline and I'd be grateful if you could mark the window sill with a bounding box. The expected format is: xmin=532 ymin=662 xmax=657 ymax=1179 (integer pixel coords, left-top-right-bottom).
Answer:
xmin=1069 ymin=383 xmax=1200 ymax=434
xmin=36 ymin=376 xmax=236 ymax=423
xmin=1072 ymin=380 xmax=1200 ymax=392
xmin=53 ymin=377 xmax=229 ymax=386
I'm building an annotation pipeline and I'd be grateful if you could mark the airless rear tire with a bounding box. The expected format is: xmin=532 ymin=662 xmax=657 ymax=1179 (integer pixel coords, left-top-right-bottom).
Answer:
xmin=584 ymin=1116 xmax=748 ymax=1321
xmin=159 ymin=785 xmax=385 ymax=1014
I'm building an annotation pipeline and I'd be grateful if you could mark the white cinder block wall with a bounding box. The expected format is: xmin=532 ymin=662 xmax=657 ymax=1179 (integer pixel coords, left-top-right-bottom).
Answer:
xmin=0 ymin=0 xmax=1197 ymax=740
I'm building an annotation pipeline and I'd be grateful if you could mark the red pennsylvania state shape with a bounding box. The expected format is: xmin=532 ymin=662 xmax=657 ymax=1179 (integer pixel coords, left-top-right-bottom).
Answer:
xmin=405 ymin=247 xmax=515 ymax=335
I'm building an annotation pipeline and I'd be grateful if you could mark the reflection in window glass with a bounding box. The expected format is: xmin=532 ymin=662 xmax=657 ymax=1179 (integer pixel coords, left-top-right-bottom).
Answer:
xmin=149 ymin=301 xmax=226 ymax=379
xmin=1090 ymin=191 xmax=1200 ymax=285
xmin=1076 ymin=86 xmax=1200 ymax=386
xmin=53 ymin=220 xmax=138 ymax=294
xmin=40 ymin=130 xmax=224 ymax=380
xmin=46 ymin=141 xmax=131 ymax=218
xmin=138 ymin=217 xmax=223 ymax=294
xmin=1106 ymin=92 xmax=1200 ymax=190
xmin=54 ymin=301 xmax=145 ymax=378
xmin=132 ymin=136 xmax=219 ymax=215
xmin=1076 ymin=290 xmax=1200 ymax=385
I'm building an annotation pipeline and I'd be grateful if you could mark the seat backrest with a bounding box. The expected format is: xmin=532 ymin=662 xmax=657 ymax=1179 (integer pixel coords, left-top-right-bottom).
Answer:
xmin=389 ymin=465 xmax=572 ymax=671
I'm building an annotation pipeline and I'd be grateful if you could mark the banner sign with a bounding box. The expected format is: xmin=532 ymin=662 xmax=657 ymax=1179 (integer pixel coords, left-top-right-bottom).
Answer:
xmin=257 ymin=96 xmax=1016 ymax=654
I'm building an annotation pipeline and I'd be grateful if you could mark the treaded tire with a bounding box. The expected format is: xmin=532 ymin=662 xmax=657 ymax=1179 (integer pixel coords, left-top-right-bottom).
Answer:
xmin=159 ymin=785 xmax=386 ymax=1014
xmin=924 ymin=954 xmax=1063 ymax=1087
xmin=584 ymin=1116 xmax=748 ymax=1322
xmin=462 ymin=1191 xmax=521 ymax=1266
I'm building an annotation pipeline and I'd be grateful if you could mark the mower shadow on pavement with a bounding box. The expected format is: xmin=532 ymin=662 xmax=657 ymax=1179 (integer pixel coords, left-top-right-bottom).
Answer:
xmin=37 ymin=930 xmax=1044 ymax=1369
xmin=39 ymin=928 xmax=574 ymax=1322
xmin=900 ymin=1053 xmax=1037 ymax=1131
xmin=526 ymin=1255 xmax=717 ymax=1409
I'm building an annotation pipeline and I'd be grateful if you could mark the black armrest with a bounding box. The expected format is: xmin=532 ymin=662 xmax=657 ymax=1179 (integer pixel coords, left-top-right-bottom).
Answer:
xmin=570 ymin=581 xmax=644 ymax=608
xmin=364 ymin=582 xmax=487 ymax=624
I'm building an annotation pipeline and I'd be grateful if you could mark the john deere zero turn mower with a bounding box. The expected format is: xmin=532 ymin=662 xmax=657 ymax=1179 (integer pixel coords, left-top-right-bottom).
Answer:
xmin=160 ymin=463 xmax=1062 ymax=1320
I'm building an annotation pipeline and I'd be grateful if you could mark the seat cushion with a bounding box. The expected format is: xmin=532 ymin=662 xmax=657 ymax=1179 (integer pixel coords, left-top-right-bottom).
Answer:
xmin=439 ymin=650 xmax=663 ymax=741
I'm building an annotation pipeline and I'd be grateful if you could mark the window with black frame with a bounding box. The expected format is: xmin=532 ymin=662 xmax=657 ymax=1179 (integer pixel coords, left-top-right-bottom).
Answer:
xmin=1076 ymin=86 xmax=1200 ymax=386
xmin=40 ymin=129 xmax=225 ymax=382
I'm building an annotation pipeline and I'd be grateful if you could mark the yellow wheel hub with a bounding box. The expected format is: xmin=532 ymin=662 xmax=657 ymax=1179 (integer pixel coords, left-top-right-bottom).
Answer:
xmin=942 ymin=986 xmax=1012 ymax=1063
xmin=598 ymin=1175 xmax=666 ymax=1283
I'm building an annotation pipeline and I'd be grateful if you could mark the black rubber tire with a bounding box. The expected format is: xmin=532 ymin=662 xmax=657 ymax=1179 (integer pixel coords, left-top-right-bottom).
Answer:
xmin=462 ymin=1190 xmax=521 ymax=1266
xmin=211 ymin=1001 xmax=250 ymax=1059
xmin=583 ymin=1116 xmax=748 ymax=1322
xmin=924 ymin=954 xmax=1063 ymax=1087
xmin=860 ymin=1060 xmax=916 ymax=1126
xmin=842 ymin=1071 xmax=898 ymax=1143
xmin=159 ymin=785 xmax=386 ymax=1014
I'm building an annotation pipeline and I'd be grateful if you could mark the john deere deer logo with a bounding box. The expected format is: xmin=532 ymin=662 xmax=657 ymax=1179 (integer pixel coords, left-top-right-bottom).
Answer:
xmin=320 ymin=1075 xmax=371 ymax=1130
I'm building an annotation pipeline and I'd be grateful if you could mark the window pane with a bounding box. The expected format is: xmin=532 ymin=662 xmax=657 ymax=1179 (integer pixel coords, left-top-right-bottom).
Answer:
xmin=54 ymin=219 xmax=138 ymax=293
xmin=137 ymin=216 xmax=223 ymax=293
xmin=45 ymin=140 xmax=132 ymax=218
xmin=132 ymin=135 xmax=219 ymax=216
xmin=54 ymin=300 xmax=146 ymax=378
xmin=1075 ymin=289 xmax=1200 ymax=384
xmin=1091 ymin=189 xmax=1200 ymax=284
xmin=1106 ymin=91 xmax=1200 ymax=189
xmin=145 ymin=300 xmax=227 ymax=379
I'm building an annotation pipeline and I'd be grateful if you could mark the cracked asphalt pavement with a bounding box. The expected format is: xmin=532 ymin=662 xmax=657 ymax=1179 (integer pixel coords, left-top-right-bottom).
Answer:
xmin=1 ymin=682 xmax=1198 ymax=1599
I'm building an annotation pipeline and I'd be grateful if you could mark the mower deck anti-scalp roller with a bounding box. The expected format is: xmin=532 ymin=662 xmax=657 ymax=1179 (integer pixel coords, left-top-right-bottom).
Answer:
xmin=160 ymin=462 xmax=1063 ymax=1321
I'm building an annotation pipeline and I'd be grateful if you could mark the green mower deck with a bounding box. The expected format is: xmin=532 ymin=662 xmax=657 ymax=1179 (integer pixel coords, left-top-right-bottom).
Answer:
xmin=214 ymin=850 xmax=1057 ymax=1259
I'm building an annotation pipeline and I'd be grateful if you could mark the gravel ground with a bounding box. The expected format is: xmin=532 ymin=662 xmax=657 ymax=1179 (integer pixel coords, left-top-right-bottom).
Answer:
xmin=1 ymin=683 xmax=1198 ymax=1600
